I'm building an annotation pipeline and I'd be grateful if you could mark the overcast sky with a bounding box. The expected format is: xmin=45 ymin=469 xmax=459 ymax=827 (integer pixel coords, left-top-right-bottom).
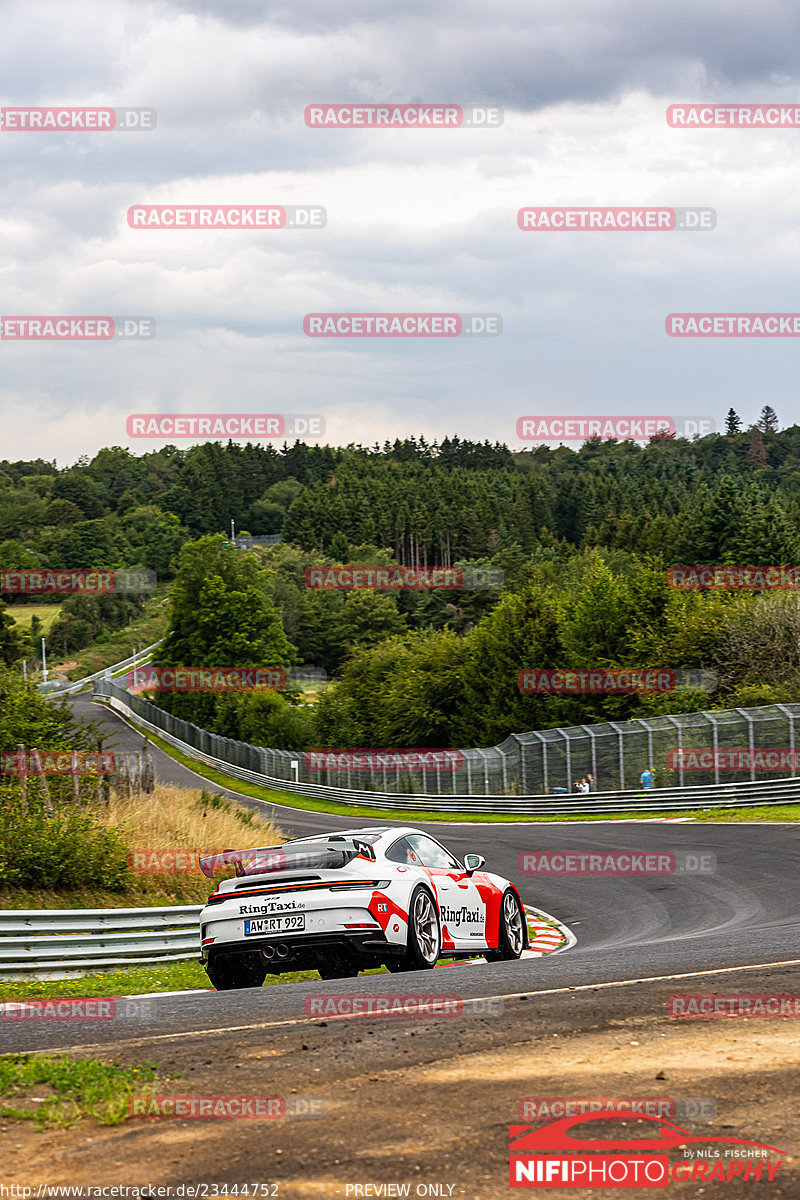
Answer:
xmin=2 ymin=0 xmax=799 ymax=465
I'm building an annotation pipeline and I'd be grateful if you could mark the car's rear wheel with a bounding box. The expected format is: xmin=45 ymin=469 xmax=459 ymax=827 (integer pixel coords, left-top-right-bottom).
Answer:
xmin=206 ymin=953 xmax=268 ymax=990
xmin=393 ymin=885 xmax=441 ymax=971
xmin=485 ymin=890 xmax=525 ymax=962
xmin=317 ymin=953 xmax=361 ymax=980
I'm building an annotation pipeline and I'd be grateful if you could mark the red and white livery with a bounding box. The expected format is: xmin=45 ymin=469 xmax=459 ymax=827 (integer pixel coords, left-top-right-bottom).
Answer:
xmin=198 ymin=826 xmax=528 ymax=989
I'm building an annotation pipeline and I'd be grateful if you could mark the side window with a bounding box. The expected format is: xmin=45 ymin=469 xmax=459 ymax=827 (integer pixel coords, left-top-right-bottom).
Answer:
xmin=406 ymin=834 xmax=461 ymax=870
xmin=385 ymin=837 xmax=421 ymax=865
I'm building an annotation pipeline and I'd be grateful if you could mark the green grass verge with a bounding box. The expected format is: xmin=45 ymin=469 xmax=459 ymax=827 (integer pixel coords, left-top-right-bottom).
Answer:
xmin=1 ymin=960 xmax=210 ymax=1002
xmin=115 ymin=717 xmax=800 ymax=825
xmin=0 ymin=958 xmax=393 ymax=1003
xmin=0 ymin=1052 xmax=157 ymax=1128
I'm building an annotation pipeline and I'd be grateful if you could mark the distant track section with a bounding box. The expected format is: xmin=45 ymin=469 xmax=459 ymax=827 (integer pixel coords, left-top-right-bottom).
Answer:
xmin=93 ymin=682 xmax=800 ymax=814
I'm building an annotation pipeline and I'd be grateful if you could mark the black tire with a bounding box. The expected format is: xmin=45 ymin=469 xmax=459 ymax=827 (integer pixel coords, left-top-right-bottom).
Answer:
xmin=206 ymin=953 xmax=268 ymax=991
xmin=484 ymin=889 xmax=526 ymax=962
xmin=317 ymin=954 xmax=361 ymax=980
xmin=397 ymin=885 xmax=441 ymax=971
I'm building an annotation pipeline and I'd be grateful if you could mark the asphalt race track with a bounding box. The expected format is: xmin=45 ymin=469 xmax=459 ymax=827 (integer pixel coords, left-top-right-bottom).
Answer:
xmin=6 ymin=694 xmax=799 ymax=1055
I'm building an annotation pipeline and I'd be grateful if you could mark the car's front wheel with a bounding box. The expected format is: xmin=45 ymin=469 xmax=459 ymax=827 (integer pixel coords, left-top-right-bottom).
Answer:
xmin=485 ymin=889 xmax=526 ymax=962
xmin=206 ymin=952 xmax=268 ymax=991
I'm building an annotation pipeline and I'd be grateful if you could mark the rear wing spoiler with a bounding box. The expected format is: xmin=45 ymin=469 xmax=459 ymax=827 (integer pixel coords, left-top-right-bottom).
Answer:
xmin=199 ymin=838 xmax=376 ymax=880
xmin=199 ymin=847 xmax=283 ymax=880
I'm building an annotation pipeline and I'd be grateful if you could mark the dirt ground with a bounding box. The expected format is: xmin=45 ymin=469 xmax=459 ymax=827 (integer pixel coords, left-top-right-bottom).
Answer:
xmin=2 ymin=967 xmax=798 ymax=1199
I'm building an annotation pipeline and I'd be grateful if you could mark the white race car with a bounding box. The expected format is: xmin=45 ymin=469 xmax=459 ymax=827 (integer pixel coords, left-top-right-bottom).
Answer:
xmin=198 ymin=826 xmax=528 ymax=989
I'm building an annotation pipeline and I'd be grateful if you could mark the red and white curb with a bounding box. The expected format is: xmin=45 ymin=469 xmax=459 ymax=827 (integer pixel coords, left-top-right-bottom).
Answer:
xmin=524 ymin=906 xmax=574 ymax=957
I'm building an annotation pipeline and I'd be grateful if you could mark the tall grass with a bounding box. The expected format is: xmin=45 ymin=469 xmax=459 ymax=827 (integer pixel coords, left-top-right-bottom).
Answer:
xmin=0 ymin=785 xmax=283 ymax=906
xmin=94 ymin=784 xmax=283 ymax=903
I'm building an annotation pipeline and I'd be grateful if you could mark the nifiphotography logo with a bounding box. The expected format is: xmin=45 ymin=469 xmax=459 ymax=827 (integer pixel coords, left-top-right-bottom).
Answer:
xmin=509 ymin=1111 xmax=784 ymax=1187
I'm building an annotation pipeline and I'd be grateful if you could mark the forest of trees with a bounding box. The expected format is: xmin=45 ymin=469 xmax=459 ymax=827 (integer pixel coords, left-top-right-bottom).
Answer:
xmin=3 ymin=411 xmax=800 ymax=752
xmin=2 ymin=419 xmax=798 ymax=584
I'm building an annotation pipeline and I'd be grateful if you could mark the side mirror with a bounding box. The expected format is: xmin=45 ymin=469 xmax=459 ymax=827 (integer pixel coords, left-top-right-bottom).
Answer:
xmin=464 ymin=853 xmax=486 ymax=875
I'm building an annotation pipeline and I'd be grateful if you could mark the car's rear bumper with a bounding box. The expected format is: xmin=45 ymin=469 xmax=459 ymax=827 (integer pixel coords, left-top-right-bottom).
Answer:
xmin=204 ymin=927 xmax=404 ymax=972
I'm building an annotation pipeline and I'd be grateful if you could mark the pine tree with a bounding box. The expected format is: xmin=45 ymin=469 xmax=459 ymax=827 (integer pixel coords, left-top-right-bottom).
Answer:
xmin=757 ymin=406 xmax=779 ymax=433
xmin=725 ymin=408 xmax=742 ymax=435
xmin=738 ymin=491 xmax=800 ymax=563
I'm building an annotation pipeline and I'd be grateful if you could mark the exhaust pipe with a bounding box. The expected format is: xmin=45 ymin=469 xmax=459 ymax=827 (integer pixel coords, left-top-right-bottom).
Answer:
xmin=276 ymin=943 xmax=289 ymax=958
xmin=261 ymin=945 xmax=276 ymax=960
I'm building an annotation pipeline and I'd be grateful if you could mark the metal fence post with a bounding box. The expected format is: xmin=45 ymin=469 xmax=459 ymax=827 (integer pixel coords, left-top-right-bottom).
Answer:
xmin=733 ymin=708 xmax=756 ymax=781
xmin=706 ymin=712 xmax=720 ymax=784
xmin=776 ymin=704 xmax=797 ymax=776
xmin=497 ymin=746 xmax=509 ymax=793
xmin=607 ymin=722 xmax=625 ymax=790
xmin=477 ymin=748 xmax=490 ymax=795
xmin=583 ymin=726 xmax=598 ymax=789
xmin=527 ymin=732 xmax=548 ymax=793
xmin=557 ymin=729 xmax=571 ymax=792
xmin=664 ymin=715 xmax=684 ymax=786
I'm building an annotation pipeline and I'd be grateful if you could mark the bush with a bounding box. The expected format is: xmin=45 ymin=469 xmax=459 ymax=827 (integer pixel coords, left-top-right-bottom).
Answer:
xmin=0 ymin=794 xmax=131 ymax=891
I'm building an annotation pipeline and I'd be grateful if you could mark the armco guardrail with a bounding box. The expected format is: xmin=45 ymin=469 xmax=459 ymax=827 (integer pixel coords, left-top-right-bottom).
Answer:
xmin=92 ymin=683 xmax=800 ymax=796
xmin=93 ymin=681 xmax=800 ymax=814
xmin=0 ymin=905 xmax=201 ymax=979
xmin=38 ymin=640 xmax=163 ymax=698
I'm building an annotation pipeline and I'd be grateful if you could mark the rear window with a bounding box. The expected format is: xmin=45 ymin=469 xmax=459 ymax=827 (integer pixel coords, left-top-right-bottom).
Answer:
xmin=200 ymin=840 xmax=370 ymax=878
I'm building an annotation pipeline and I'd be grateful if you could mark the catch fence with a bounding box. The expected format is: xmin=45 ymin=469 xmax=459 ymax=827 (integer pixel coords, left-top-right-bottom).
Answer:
xmin=93 ymin=681 xmax=800 ymax=801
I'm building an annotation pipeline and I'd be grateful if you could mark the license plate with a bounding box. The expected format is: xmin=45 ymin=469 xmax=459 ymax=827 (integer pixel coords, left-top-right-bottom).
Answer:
xmin=244 ymin=915 xmax=305 ymax=936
